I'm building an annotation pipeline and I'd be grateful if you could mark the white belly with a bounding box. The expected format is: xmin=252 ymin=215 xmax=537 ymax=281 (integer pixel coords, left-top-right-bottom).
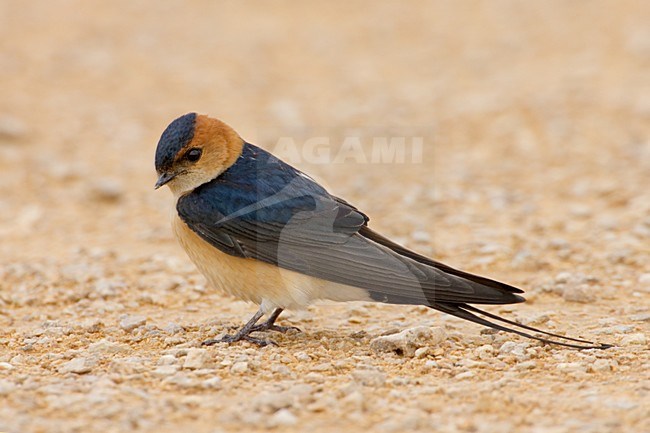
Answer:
xmin=172 ymin=215 xmax=370 ymax=312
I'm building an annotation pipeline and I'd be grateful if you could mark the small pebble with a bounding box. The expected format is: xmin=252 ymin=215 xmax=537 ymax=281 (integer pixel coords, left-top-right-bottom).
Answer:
xmin=152 ymin=365 xmax=180 ymax=377
xmin=341 ymin=390 xmax=365 ymax=412
xmin=475 ymin=344 xmax=494 ymax=360
xmin=253 ymin=391 xmax=293 ymax=412
xmin=268 ymin=409 xmax=297 ymax=427
xmin=88 ymin=339 xmax=129 ymax=354
xmin=119 ymin=315 xmax=146 ymax=332
xmin=591 ymin=359 xmax=613 ymax=372
xmin=80 ymin=318 xmax=103 ymax=333
xmin=58 ymin=357 xmax=93 ymax=374
xmin=163 ymin=322 xmax=184 ymax=334
xmin=0 ymin=379 xmax=16 ymax=396
xmin=414 ymin=347 xmax=429 ymax=358
xmin=294 ymin=352 xmax=311 ymax=362
xmin=351 ymin=368 xmax=387 ymax=387
xmin=370 ymin=326 xmax=446 ymax=357
xmin=620 ymin=333 xmax=647 ymax=345
xmin=201 ymin=377 xmax=222 ymax=389
xmin=0 ymin=115 xmax=27 ymax=140
xmin=515 ymin=360 xmax=537 ymax=371
xmin=230 ymin=361 xmax=249 ymax=374
xmin=454 ymin=371 xmax=476 ymax=380
xmin=554 ymin=272 xmax=573 ymax=284
xmin=424 ymin=360 xmax=439 ymax=369
xmin=89 ymin=178 xmax=124 ymax=202
xmin=557 ymin=362 xmax=587 ymax=373
xmin=157 ymin=355 xmax=178 ymax=366
xmin=562 ymin=285 xmax=595 ymax=303
xmin=183 ymin=348 xmax=211 ymax=370
xmin=162 ymin=374 xmax=197 ymax=388
xmin=411 ymin=230 xmax=431 ymax=243
xmin=499 ymin=341 xmax=531 ymax=361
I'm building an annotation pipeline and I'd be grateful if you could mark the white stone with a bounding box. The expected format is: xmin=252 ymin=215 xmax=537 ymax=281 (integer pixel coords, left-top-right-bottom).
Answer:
xmin=157 ymin=355 xmax=178 ymax=366
xmin=562 ymin=285 xmax=595 ymax=303
xmin=0 ymin=115 xmax=27 ymax=139
xmin=163 ymin=322 xmax=184 ymax=334
xmin=515 ymin=360 xmax=537 ymax=371
xmin=454 ymin=371 xmax=475 ymax=379
xmin=411 ymin=230 xmax=431 ymax=243
xmin=152 ymin=365 xmax=179 ymax=377
xmin=201 ymin=377 xmax=222 ymax=389
xmin=475 ymin=344 xmax=494 ymax=360
xmin=554 ymin=271 xmax=573 ymax=284
xmin=499 ymin=342 xmax=530 ymax=361
xmin=294 ymin=351 xmax=311 ymax=362
xmin=424 ymin=360 xmax=439 ymax=369
xmin=119 ymin=315 xmax=146 ymax=332
xmin=498 ymin=341 xmax=517 ymax=355
xmin=0 ymin=379 xmax=15 ymax=395
xmin=370 ymin=326 xmax=446 ymax=357
xmin=351 ymin=368 xmax=386 ymax=387
xmin=253 ymin=391 xmax=293 ymax=412
xmin=268 ymin=408 xmax=297 ymax=427
xmin=230 ymin=361 xmax=249 ymax=374
xmin=90 ymin=178 xmax=124 ymax=202
xmin=88 ymin=339 xmax=128 ymax=354
xmin=183 ymin=348 xmax=211 ymax=370
xmin=630 ymin=313 xmax=650 ymax=322
xmin=414 ymin=347 xmax=429 ymax=358
xmin=557 ymin=362 xmax=586 ymax=373
xmin=621 ymin=333 xmax=647 ymax=345
xmin=59 ymin=357 xmax=93 ymax=374
xmin=162 ymin=374 xmax=196 ymax=388
xmin=591 ymin=359 xmax=613 ymax=372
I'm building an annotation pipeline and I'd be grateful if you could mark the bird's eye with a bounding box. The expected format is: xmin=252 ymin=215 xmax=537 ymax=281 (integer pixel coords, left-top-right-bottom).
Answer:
xmin=185 ymin=148 xmax=202 ymax=162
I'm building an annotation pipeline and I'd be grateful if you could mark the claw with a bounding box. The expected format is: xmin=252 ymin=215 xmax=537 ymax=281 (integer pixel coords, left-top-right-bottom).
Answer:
xmin=202 ymin=334 xmax=277 ymax=347
xmin=250 ymin=324 xmax=301 ymax=334
xmin=203 ymin=307 xmax=296 ymax=348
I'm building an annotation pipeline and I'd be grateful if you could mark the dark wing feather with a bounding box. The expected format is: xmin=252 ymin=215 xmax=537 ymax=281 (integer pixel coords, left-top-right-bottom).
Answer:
xmin=357 ymin=225 xmax=523 ymax=294
xmin=177 ymin=160 xmax=522 ymax=306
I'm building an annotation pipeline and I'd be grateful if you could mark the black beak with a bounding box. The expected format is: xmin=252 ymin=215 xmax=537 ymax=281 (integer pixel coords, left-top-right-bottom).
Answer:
xmin=154 ymin=172 xmax=176 ymax=189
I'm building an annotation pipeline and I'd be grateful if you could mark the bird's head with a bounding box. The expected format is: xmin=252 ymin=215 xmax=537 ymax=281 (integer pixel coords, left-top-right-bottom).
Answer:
xmin=154 ymin=113 xmax=243 ymax=196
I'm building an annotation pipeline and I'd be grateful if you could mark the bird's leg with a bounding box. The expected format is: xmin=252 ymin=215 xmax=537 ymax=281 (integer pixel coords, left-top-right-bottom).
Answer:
xmin=250 ymin=308 xmax=301 ymax=333
xmin=202 ymin=307 xmax=275 ymax=347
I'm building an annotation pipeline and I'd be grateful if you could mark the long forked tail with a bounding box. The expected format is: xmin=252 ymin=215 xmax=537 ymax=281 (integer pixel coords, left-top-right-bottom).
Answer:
xmin=431 ymin=303 xmax=612 ymax=350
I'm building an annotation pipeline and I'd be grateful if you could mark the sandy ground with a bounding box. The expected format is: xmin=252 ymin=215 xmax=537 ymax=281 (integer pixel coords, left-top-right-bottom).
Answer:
xmin=1 ymin=1 xmax=649 ymax=432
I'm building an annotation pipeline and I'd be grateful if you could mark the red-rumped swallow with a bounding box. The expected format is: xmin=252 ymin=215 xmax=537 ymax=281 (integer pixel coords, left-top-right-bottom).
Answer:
xmin=154 ymin=113 xmax=609 ymax=349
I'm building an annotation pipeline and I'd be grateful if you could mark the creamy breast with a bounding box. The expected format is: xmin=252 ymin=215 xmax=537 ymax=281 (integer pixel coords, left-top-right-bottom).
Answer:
xmin=172 ymin=214 xmax=370 ymax=312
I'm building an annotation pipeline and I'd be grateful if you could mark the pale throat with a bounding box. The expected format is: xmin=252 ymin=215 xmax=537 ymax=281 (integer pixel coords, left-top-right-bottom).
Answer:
xmin=166 ymin=167 xmax=224 ymax=198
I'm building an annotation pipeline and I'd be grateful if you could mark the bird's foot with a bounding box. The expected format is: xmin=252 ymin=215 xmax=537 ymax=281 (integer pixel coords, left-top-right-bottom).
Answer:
xmin=200 ymin=307 xmax=296 ymax=347
xmin=250 ymin=323 xmax=301 ymax=334
xmin=201 ymin=333 xmax=277 ymax=347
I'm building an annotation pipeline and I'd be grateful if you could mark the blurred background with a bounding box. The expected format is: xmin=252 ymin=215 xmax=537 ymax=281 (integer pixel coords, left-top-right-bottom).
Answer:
xmin=0 ymin=1 xmax=649 ymax=433
xmin=1 ymin=1 xmax=649 ymax=263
